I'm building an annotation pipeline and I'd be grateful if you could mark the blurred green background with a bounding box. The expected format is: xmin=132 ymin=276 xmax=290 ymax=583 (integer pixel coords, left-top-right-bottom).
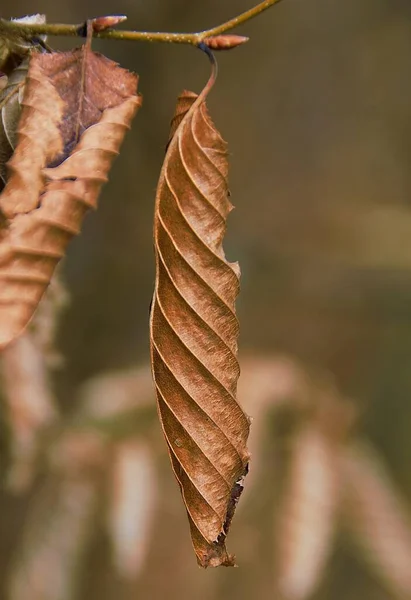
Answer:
xmin=1 ymin=1 xmax=411 ymax=599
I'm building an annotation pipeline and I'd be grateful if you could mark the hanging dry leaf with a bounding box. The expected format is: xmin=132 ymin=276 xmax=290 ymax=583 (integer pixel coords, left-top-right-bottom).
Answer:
xmin=342 ymin=442 xmax=411 ymax=598
xmin=150 ymin=76 xmax=250 ymax=567
xmin=274 ymin=425 xmax=341 ymax=600
xmin=0 ymin=46 xmax=141 ymax=349
xmin=108 ymin=440 xmax=157 ymax=580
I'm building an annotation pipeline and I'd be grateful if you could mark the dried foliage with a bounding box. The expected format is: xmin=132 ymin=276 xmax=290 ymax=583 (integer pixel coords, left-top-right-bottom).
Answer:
xmin=0 ymin=6 xmax=411 ymax=596
xmin=1 ymin=347 xmax=411 ymax=597
xmin=6 ymin=365 xmax=158 ymax=600
xmin=0 ymin=45 xmax=141 ymax=349
xmin=150 ymin=76 xmax=250 ymax=567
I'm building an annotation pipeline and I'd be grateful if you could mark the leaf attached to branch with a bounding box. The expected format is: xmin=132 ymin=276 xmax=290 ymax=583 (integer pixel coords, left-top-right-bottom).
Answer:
xmin=0 ymin=46 xmax=141 ymax=349
xmin=150 ymin=80 xmax=250 ymax=567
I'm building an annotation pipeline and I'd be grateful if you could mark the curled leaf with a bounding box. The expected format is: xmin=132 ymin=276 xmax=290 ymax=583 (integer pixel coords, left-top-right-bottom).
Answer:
xmin=150 ymin=78 xmax=250 ymax=567
xmin=0 ymin=47 xmax=141 ymax=349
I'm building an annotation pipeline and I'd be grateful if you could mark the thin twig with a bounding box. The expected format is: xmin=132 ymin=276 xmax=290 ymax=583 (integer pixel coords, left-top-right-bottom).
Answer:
xmin=0 ymin=0 xmax=284 ymax=46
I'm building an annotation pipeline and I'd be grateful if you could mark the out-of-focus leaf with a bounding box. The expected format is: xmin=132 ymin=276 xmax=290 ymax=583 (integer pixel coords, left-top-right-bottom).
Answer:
xmin=275 ymin=424 xmax=341 ymax=600
xmin=150 ymin=79 xmax=250 ymax=567
xmin=0 ymin=48 xmax=141 ymax=349
xmin=28 ymin=268 xmax=69 ymax=368
xmin=107 ymin=440 xmax=157 ymax=580
xmin=8 ymin=475 xmax=100 ymax=600
xmin=237 ymin=355 xmax=309 ymax=497
xmin=0 ymin=332 xmax=57 ymax=491
xmin=74 ymin=365 xmax=156 ymax=436
xmin=342 ymin=442 xmax=411 ymax=598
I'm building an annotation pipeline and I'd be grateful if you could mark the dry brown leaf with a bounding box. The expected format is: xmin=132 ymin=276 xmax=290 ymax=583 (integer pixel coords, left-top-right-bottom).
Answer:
xmin=108 ymin=440 xmax=157 ymax=580
xmin=275 ymin=425 xmax=341 ymax=600
xmin=0 ymin=47 xmax=141 ymax=349
xmin=342 ymin=442 xmax=411 ymax=598
xmin=150 ymin=77 xmax=250 ymax=567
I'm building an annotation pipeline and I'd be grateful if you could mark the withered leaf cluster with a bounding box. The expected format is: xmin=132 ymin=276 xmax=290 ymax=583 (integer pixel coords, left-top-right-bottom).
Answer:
xmin=0 ymin=44 xmax=141 ymax=349
xmin=0 ymin=27 xmax=250 ymax=568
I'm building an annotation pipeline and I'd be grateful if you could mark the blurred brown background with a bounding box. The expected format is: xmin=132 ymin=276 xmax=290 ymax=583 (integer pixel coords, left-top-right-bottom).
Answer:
xmin=1 ymin=0 xmax=411 ymax=599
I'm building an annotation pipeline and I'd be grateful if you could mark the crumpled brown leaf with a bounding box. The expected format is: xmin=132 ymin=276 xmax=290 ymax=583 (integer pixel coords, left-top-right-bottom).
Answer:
xmin=0 ymin=46 xmax=141 ymax=349
xmin=150 ymin=80 xmax=250 ymax=567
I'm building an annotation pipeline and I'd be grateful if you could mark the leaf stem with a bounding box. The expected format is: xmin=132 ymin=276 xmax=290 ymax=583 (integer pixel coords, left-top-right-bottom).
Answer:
xmin=0 ymin=80 xmax=24 ymax=111
xmin=0 ymin=0 xmax=284 ymax=46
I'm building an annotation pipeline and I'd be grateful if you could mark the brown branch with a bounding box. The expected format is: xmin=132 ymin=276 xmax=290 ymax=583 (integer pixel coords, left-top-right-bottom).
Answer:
xmin=0 ymin=1 xmax=284 ymax=46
